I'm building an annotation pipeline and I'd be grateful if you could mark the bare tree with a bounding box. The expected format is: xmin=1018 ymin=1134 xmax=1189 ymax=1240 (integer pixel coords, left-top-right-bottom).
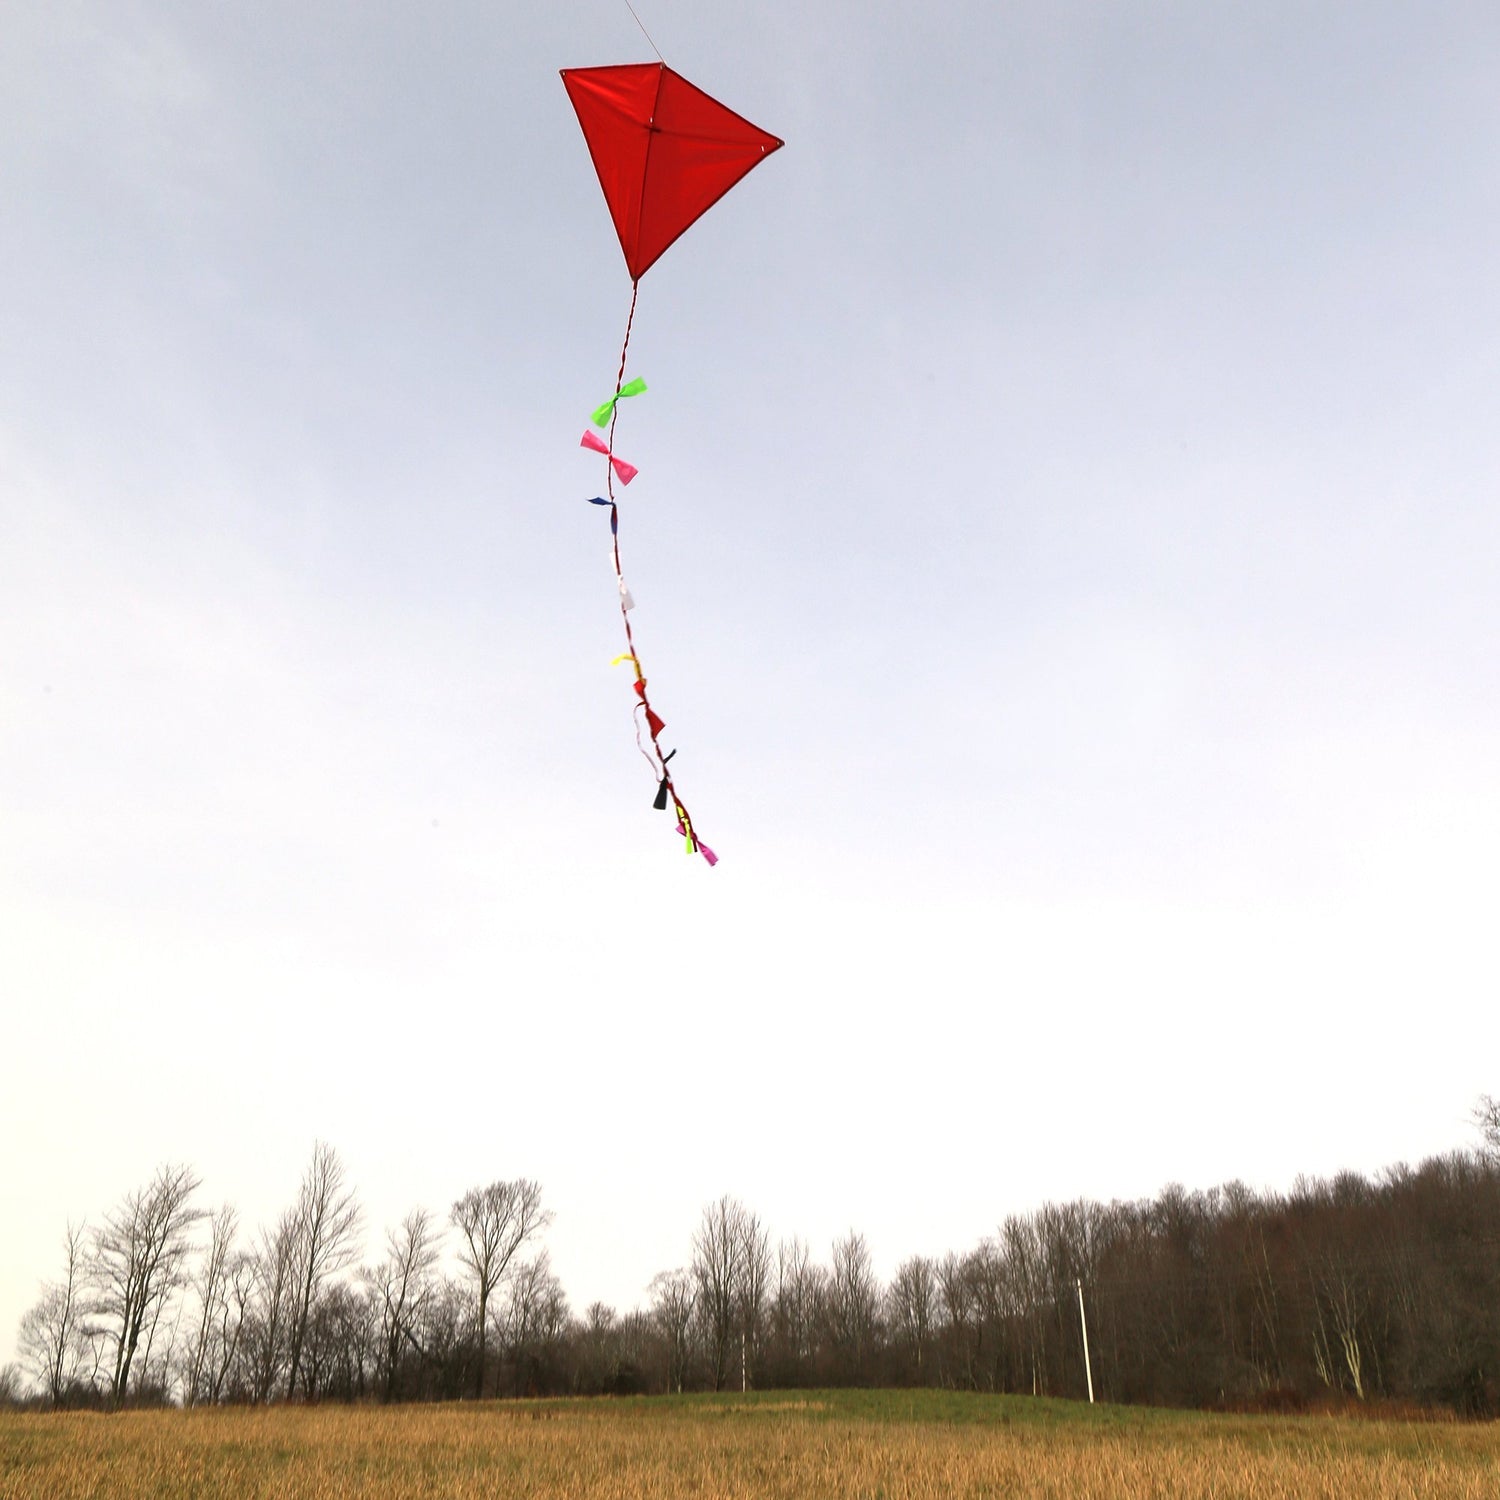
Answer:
xmin=649 ymin=1269 xmax=696 ymax=1393
xmin=284 ymin=1143 xmax=362 ymax=1399
xmin=614 ymin=1307 xmax=655 ymax=1394
xmin=735 ymin=1209 xmax=771 ymax=1390
xmin=826 ymin=1231 xmax=880 ymax=1382
xmin=416 ymin=1276 xmax=469 ymax=1398
xmin=500 ymin=1252 xmax=568 ymax=1396
xmin=692 ymin=1196 xmax=746 ymax=1391
xmin=935 ymin=1249 xmax=973 ymax=1387
xmin=133 ymin=1281 xmax=185 ymax=1401
xmin=301 ymin=1279 xmax=375 ymax=1400
xmin=17 ymin=1222 xmax=89 ymax=1405
xmin=887 ymin=1254 xmax=937 ymax=1381
xmin=207 ymin=1250 xmax=256 ymax=1402
xmin=1473 ymin=1095 xmax=1500 ymax=1159
xmin=92 ymin=1164 xmax=203 ymax=1406
xmin=18 ymin=1293 xmax=67 ymax=1405
xmin=772 ymin=1236 xmax=823 ymax=1381
xmin=247 ymin=1210 xmax=297 ymax=1402
xmin=182 ymin=1204 xmax=238 ymax=1407
xmin=579 ymin=1301 xmax=621 ymax=1392
xmin=450 ymin=1178 xmax=549 ymax=1398
xmin=372 ymin=1208 xmax=442 ymax=1401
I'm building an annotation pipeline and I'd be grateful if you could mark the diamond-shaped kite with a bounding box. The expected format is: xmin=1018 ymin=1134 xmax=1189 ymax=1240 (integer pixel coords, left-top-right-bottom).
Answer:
xmin=563 ymin=59 xmax=781 ymax=866
xmin=561 ymin=63 xmax=783 ymax=283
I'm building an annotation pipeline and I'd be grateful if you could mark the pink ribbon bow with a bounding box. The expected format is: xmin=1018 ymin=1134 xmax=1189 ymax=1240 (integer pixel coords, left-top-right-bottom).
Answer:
xmin=580 ymin=429 xmax=638 ymax=485
xmin=676 ymin=821 xmax=719 ymax=867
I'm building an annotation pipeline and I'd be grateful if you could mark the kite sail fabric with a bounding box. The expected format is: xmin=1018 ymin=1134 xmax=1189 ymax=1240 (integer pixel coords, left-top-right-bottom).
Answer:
xmin=564 ymin=60 xmax=781 ymax=864
xmin=561 ymin=63 xmax=783 ymax=283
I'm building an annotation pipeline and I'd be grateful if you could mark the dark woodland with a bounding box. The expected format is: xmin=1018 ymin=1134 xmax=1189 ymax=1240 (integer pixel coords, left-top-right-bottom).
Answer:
xmin=10 ymin=1101 xmax=1500 ymax=1417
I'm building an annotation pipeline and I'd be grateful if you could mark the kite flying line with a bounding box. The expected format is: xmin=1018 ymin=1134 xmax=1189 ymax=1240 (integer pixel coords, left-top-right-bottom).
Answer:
xmin=562 ymin=61 xmax=782 ymax=865
xmin=621 ymin=0 xmax=664 ymax=62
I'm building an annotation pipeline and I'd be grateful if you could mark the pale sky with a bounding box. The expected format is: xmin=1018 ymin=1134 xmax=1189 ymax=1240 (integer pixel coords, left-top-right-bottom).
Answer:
xmin=4 ymin=1 xmax=1499 ymax=1365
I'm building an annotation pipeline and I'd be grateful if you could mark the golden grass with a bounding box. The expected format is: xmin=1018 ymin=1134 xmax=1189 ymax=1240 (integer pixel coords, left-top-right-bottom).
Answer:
xmin=3 ymin=1391 xmax=1499 ymax=1500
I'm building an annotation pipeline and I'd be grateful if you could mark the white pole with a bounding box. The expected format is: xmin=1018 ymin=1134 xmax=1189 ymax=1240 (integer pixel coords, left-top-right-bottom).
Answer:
xmin=1076 ymin=1277 xmax=1095 ymax=1404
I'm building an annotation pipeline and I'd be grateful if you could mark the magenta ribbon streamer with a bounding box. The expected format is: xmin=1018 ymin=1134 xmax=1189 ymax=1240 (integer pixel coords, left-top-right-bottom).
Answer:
xmin=580 ymin=429 xmax=638 ymax=485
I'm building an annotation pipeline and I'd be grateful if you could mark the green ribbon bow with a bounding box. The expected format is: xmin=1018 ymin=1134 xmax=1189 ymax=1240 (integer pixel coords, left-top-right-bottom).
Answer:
xmin=591 ymin=376 xmax=648 ymax=429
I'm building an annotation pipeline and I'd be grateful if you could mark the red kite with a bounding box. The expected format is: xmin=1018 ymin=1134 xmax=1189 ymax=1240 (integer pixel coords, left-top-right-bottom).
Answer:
xmin=564 ymin=61 xmax=782 ymax=864
xmin=561 ymin=63 xmax=783 ymax=283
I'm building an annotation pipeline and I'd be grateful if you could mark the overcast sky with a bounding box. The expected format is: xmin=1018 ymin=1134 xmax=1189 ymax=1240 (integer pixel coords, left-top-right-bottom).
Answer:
xmin=4 ymin=0 xmax=1498 ymax=1365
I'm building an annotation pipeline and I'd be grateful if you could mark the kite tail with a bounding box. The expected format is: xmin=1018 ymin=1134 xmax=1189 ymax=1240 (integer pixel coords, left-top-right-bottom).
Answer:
xmin=607 ymin=280 xmax=639 ymax=442
xmin=599 ymin=283 xmax=715 ymax=866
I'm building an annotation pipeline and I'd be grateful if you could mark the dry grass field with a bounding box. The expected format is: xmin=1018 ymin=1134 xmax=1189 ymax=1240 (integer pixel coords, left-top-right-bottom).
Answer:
xmin=3 ymin=1389 xmax=1499 ymax=1500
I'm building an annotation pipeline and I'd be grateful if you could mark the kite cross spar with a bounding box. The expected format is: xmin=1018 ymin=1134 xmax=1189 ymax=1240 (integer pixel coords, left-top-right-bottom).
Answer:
xmin=562 ymin=60 xmax=783 ymax=865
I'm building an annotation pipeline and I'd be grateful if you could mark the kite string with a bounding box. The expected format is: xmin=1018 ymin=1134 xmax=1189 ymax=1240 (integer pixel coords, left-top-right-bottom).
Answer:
xmin=607 ymin=280 xmax=639 ymax=454
xmin=623 ymin=0 xmax=664 ymax=62
xmin=602 ymin=283 xmax=703 ymax=852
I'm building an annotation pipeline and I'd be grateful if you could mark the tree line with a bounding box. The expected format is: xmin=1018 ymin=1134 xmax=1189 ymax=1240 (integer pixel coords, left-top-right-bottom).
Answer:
xmin=10 ymin=1103 xmax=1500 ymax=1414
